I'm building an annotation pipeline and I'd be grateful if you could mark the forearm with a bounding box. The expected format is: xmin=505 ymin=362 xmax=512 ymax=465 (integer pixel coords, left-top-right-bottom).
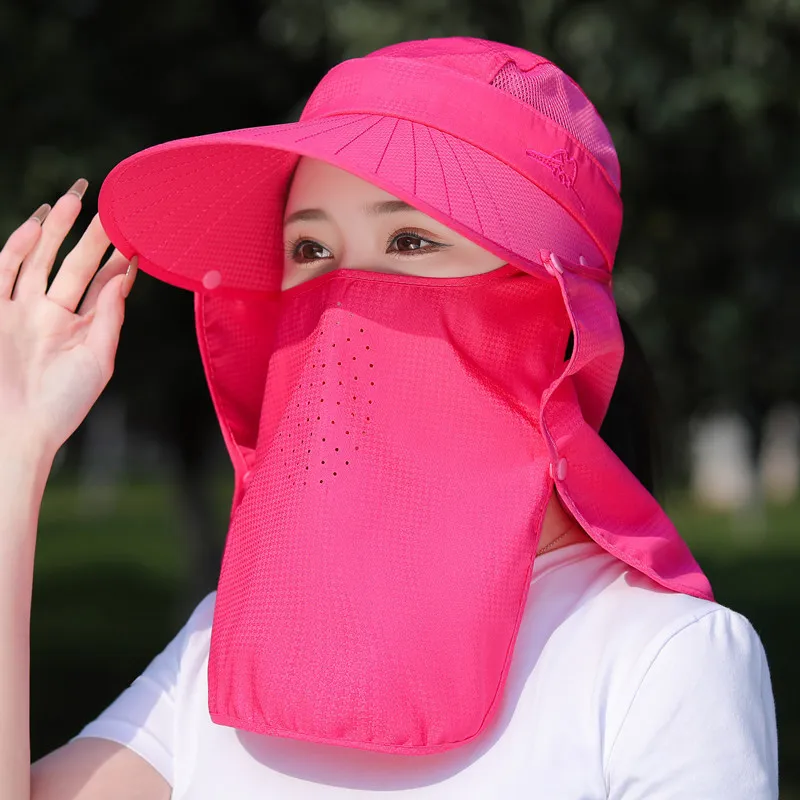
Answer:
xmin=0 ymin=441 xmax=55 ymax=800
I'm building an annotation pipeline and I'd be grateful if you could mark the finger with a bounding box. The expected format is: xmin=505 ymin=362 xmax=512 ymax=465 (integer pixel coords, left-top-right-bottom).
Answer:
xmin=77 ymin=249 xmax=132 ymax=316
xmin=0 ymin=211 xmax=47 ymax=299
xmin=13 ymin=179 xmax=88 ymax=300
xmin=85 ymin=273 xmax=127 ymax=380
xmin=48 ymin=214 xmax=112 ymax=311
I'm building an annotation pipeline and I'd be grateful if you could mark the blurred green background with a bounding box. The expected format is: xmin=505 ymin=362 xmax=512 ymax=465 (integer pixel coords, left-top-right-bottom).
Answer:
xmin=2 ymin=0 xmax=798 ymax=793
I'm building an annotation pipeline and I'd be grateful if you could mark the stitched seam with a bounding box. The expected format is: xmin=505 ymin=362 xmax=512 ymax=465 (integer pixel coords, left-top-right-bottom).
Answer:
xmin=111 ymin=150 xmax=258 ymax=244
xmin=411 ymin=121 xmax=417 ymax=195
xmin=427 ymin=127 xmax=451 ymax=217
xmin=375 ymin=117 xmax=400 ymax=174
xmin=470 ymin=493 xmax=550 ymax=740
xmin=196 ymin=296 xmax=246 ymax=475
xmin=603 ymin=607 xmax=723 ymax=787
xmin=579 ymin=524 xmax=708 ymax=598
xmin=294 ymin=114 xmax=370 ymax=142
xmin=333 ymin=116 xmax=386 ymax=155
xmin=442 ymin=134 xmax=484 ymax=235
xmin=169 ymin=160 xmax=278 ymax=274
xmin=208 ymin=711 xmax=470 ymax=750
xmin=453 ymin=136 xmax=510 ymax=246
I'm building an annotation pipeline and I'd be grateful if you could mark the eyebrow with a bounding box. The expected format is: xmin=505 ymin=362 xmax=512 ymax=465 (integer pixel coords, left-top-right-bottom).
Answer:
xmin=284 ymin=200 xmax=417 ymax=226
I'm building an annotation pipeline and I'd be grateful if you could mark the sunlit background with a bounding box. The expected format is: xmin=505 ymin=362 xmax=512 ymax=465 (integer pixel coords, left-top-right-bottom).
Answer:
xmin=2 ymin=0 xmax=799 ymax=792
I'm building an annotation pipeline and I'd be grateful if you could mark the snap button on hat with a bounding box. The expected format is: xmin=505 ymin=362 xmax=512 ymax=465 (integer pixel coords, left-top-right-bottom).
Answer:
xmin=202 ymin=270 xmax=222 ymax=290
xmin=550 ymin=457 xmax=568 ymax=481
xmin=546 ymin=252 xmax=564 ymax=276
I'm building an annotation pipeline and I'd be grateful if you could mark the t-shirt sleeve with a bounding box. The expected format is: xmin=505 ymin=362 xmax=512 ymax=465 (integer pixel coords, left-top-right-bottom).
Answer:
xmin=606 ymin=607 xmax=779 ymax=800
xmin=71 ymin=592 xmax=216 ymax=788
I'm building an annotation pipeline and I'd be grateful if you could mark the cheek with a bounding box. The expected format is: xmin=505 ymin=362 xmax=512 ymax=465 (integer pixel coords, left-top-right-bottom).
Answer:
xmin=281 ymin=254 xmax=312 ymax=291
xmin=281 ymin=250 xmax=297 ymax=290
xmin=282 ymin=262 xmax=324 ymax=291
xmin=281 ymin=266 xmax=301 ymax=291
xmin=452 ymin=243 xmax=507 ymax=275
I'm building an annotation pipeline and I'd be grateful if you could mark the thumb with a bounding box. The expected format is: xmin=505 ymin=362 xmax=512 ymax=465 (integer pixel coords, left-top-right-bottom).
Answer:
xmin=84 ymin=272 xmax=126 ymax=380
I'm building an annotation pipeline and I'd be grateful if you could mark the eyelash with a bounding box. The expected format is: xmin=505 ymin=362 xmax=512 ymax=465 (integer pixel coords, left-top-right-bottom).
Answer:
xmin=285 ymin=228 xmax=446 ymax=264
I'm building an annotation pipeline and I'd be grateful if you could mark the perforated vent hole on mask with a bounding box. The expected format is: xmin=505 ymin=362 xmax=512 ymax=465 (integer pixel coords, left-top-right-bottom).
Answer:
xmin=273 ymin=321 xmax=376 ymax=484
xmin=491 ymin=60 xmax=620 ymax=190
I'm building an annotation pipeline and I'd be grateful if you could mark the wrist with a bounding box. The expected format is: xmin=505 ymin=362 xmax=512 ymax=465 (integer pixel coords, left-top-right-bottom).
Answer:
xmin=0 ymin=433 xmax=57 ymax=477
xmin=0 ymin=436 xmax=55 ymax=553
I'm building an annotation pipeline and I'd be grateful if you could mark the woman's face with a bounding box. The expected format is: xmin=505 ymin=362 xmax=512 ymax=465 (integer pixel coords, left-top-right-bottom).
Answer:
xmin=282 ymin=158 xmax=506 ymax=290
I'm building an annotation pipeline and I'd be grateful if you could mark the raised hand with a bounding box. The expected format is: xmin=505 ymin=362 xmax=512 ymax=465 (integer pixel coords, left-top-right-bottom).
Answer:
xmin=0 ymin=180 xmax=137 ymax=459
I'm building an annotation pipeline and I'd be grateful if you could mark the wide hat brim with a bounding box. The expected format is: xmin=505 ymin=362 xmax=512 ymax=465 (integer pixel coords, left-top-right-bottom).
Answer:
xmin=99 ymin=116 xmax=607 ymax=296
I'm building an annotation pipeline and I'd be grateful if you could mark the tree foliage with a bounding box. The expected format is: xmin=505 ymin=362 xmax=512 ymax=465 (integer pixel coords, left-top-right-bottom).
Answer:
xmin=2 ymin=0 xmax=798 ymax=456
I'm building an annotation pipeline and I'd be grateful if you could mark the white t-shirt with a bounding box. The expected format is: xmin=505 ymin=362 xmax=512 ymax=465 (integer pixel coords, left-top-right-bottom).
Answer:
xmin=75 ymin=540 xmax=779 ymax=798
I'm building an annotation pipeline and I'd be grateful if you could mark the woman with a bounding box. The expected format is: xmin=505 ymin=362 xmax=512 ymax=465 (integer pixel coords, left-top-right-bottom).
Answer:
xmin=1 ymin=37 xmax=778 ymax=798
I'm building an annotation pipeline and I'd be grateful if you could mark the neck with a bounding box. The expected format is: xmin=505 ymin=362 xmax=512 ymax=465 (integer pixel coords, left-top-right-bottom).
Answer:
xmin=536 ymin=493 xmax=588 ymax=556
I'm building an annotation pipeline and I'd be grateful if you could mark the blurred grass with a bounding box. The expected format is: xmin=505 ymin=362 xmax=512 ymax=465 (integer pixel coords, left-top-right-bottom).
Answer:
xmin=31 ymin=478 xmax=799 ymax=795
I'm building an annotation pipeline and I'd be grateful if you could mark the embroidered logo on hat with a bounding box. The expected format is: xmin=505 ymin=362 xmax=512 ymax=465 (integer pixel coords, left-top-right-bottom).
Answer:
xmin=525 ymin=148 xmax=585 ymax=211
xmin=525 ymin=148 xmax=578 ymax=188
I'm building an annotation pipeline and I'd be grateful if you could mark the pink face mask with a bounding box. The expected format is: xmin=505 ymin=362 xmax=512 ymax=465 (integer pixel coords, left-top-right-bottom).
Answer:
xmin=207 ymin=264 xmax=572 ymax=754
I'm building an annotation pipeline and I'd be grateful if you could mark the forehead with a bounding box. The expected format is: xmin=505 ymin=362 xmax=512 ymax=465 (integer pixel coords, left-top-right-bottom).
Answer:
xmin=286 ymin=157 xmax=401 ymax=211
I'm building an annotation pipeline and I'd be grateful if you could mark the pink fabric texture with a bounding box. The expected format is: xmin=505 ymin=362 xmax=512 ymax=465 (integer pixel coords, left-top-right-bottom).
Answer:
xmin=96 ymin=36 xmax=714 ymax=753
xmin=208 ymin=266 xmax=567 ymax=752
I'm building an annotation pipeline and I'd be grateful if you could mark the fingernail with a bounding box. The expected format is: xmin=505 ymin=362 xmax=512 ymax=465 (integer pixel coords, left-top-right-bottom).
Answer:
xmin=30 ymin=203 xmax=52 ymax=225
xmin=122 ymin=255 xmax=138 ymax=299
xmin=67 ymin=178 xmax=89 ymax=200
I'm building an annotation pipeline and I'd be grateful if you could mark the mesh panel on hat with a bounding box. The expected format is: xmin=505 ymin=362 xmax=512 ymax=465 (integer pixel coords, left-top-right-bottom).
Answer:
xmin=491 ymin=61 xmax=621 ymax=191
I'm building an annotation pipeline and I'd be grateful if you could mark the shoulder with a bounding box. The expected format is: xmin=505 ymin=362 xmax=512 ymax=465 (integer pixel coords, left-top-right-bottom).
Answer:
xmin=530 ymin=540 xmax=725 ymax=650
xmin=528 ymin=543 xmax=778 ymax=796
xmin=528 ymin=541 xmax=775 ymax=736
xmin=605 ymin=594 xmax=773 ymax=738
xmin=532 ymin=540 xmax=759 ymax=653
xmin=602 ymin=594 xmax=778 ymax=797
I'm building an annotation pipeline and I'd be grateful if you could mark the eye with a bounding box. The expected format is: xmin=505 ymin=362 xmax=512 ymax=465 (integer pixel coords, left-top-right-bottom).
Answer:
xmin=387 ymin=230 xmax=445 ymax=254
xmin=290 ymin=239 xmax=333 ymax=263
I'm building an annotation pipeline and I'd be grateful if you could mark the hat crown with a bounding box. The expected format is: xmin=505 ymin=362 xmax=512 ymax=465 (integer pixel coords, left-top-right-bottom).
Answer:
xmin=365 ymin=37 xmax=621 ymax=191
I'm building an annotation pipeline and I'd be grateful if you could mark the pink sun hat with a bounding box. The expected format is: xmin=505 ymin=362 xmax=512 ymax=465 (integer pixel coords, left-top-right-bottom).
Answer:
xmin=100 ymin=38 xmax=621 ymax=294
xmin=98 ymin=36 xmax=713 ymax=601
